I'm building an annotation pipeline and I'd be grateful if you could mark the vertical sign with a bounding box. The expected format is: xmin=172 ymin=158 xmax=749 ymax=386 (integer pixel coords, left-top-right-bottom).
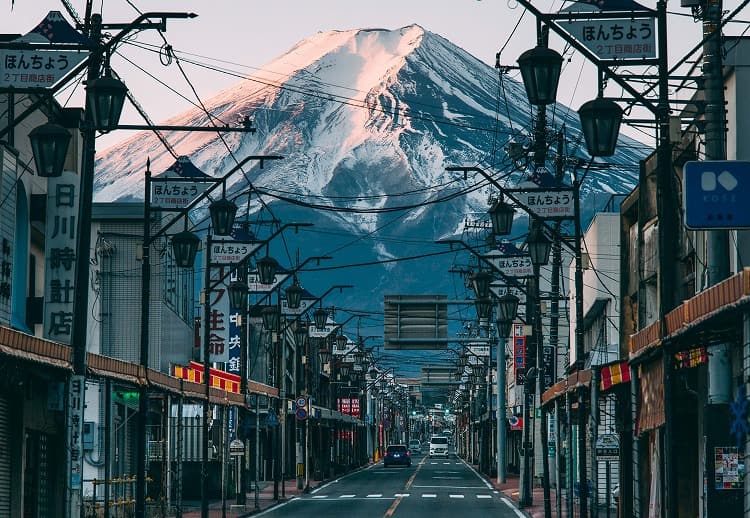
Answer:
xmin=205 ymin=257 xmax=232 ymax=363
xmin=226 ymin=272 xmax=243 ymax=441
xmin=513 ymin=324 xmax=526 ymax=385
xmin=68 ymin=375 xmax=85 ymax=509
xmin=543 ymin=345 xmax=554 ymax=390
xmin=0 ymin=148 xmax=15 ymax=324
xmin=44 ymin=171 xmax=79 ymax=344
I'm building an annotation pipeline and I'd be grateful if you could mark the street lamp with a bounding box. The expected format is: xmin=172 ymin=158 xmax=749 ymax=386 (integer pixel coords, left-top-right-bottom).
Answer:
xmin=577 ymin=97 xmax=623 ymax=158
xmin=470 ymin=271 xmax=493 ymax=299
xmin=85 ymin=72 xmax=128 ymax=130
xmin=256 ymin=256 xmax=278 ymax=285
xmin=262 ymin=306 xmax=280 ymax=331
xmin=516 ymin=45 xmax=563 ymax=106
xmin=488 ymin=197 xmax=516 ymax=236
xmin=474 ymin=297 xmax=493 ymax=321
xmin=171 ymin=229 xmax=201 ymax=268
xmin=313 ymin=307 xmax=328 ymax=330
xmin=28 ymin=122 xmax=72 ymax=178
xmin=318 ymin=347 xmax=332 ymax=365
xmin=228 ymin=280 xmax=249 ymax=311
xmin=526 ymin=221 xmax=552 ymax=266
xmin=285 ymin=281 xmax=304 ymax=310
xmin=336 ymin=333 xmax=349 ymax=352
xmin=208 ymin=196 xmax=238 ymax=236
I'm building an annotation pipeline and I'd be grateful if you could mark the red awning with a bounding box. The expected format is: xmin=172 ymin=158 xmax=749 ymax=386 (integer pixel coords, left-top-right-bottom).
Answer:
xmin=600 ymin=362 xmax=631 ymax=392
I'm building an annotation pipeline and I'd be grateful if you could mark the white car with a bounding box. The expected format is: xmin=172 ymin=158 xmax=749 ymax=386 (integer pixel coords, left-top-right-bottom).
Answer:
xmin=429 ymin=436 xmax=449 ymax=457
xmin=408 ymin=439 xmax=421 ymax=455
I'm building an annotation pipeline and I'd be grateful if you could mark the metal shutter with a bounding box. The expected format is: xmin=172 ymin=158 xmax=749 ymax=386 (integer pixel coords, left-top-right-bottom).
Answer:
xmin=0 ymin=396 xmax=11 ymax=517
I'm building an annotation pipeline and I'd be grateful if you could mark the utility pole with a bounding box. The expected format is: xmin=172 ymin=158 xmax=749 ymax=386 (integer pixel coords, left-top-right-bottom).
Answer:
xmin=700 ymin=0 xmax=735 ymax=516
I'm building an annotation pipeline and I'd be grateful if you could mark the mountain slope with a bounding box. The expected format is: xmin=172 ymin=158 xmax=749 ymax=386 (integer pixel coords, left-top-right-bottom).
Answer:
xmin=94 ymin=25 xmax=646 ymax=358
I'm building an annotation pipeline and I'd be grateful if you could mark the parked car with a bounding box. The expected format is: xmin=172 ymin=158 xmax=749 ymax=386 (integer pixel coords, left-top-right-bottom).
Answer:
xmin=408 ymin=439 xmax=421 ymax=455
xmin=429 ymin=436 xmax=449 ymax=458
xmin=384 ymin=444 xmax=412 ymax=467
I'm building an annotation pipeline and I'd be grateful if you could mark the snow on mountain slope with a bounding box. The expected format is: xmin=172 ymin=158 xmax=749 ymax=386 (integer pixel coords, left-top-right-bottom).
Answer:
xmin=94 ymin=24 xmax=645 ymax=295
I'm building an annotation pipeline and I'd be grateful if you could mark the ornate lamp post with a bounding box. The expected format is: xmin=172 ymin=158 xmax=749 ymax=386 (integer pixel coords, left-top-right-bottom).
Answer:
xmin=488 ymin=197 xmax=515 ymax=236
xmin=578 ymin=97 xmax=623 ymax=158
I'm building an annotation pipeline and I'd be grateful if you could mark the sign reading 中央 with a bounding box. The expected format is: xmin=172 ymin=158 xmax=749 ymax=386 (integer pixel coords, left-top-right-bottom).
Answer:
xmin=562 ymin=18 xmax=656 ymax=60
xmin=515 ymin=188 xmax=575 ymax=219
xmin=483 ymin=249 xmax=533 ymax=278
xmin=684 ymin=161 xmax=750 ymax=229
xmin=43 ymin=171 xmax=79 ymax=343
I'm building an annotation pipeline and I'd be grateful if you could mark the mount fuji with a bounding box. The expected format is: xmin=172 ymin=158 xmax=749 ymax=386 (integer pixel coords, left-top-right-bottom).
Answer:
xmin=94 ymin=24 xmax=647 ymax=358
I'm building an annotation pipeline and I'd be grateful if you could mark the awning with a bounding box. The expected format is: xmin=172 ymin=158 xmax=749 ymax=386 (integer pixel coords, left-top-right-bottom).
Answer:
xmin=600 ymin=362 xmax=631 ymax=392
xmin=541 ymin=369 xmax=592 ymax=406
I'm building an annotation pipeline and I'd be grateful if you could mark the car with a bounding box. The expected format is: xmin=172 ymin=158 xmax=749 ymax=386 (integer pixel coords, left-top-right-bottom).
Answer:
xmin=429 ymin=436 xmax=449 ymax=458
xmin=408 ymin=439 xmax=421 ymax=455
xmin=384 ymin=444 xmax=412 ymax=467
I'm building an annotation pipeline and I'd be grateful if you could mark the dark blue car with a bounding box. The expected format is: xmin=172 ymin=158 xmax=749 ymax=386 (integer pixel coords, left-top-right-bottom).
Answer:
xmin=384 ymin=444 xmax=411 ymax=467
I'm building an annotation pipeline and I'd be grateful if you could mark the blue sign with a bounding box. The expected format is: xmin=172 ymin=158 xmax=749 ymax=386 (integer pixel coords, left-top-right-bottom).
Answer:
xmin=684 ymin=161 xmax=750 ymax=229
xmin=264 ymin=410 xmax=279 ymax=427
xmin=295 ymin=408 xmax=308 ymax=421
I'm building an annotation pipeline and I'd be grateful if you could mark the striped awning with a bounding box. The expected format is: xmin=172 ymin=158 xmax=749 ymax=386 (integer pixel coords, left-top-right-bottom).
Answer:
xmin=600 ymin=362 xmax=631 ymax=392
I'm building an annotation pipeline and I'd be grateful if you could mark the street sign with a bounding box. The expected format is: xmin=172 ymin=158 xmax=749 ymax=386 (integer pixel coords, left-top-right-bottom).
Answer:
xmin=264 ymin=409 xmax=279 ymax=427
xmin=295 ymin=408 xmax=308 ymax=421
xmin=308 ymin=323 xmax=337 ymax=338
xmin=560 ymin=18 xmax=656 ymax=60
xmin=684 ymin=161 xmax=750 ymax=229
xmin=296 ymin=396 xmax=307 ymax=408
xmin=514 ymin=188 xmax=575 ymax=219
xmin=229 ymin=439 xmax=245 ymax=456
xmin=483 ymin=250 xmax=533 ymax=278
xmin=595 ymin=433 xmax=620 ymax=460
xmin=247 ymin=271 xmax=291 ymax=293
xmin=150 ymin=179 xmax=212 ymax=209
xmin=210 ymin=239 xmax=262 ymax=264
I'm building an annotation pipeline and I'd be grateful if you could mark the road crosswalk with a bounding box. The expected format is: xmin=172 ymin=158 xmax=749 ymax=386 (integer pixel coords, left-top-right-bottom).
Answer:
xmin=304 ymin=492 xmax=498 ymax=500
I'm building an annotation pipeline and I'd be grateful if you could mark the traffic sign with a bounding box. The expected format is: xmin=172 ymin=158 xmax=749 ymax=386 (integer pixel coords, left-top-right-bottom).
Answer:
xmin=595 ymin=433 xmax=620 ymax=461
xmin=229 ymin=439 xmax=245 ymax=456
xmin=684 ymin=161 xmax=750 ymax=229
xmin=295 ymin=408 xmax=308 ymax=421
xmin=296 ymin=396 xmax=308 ymax=408
xmin=264 ymin=409 xmax=279 ymax=427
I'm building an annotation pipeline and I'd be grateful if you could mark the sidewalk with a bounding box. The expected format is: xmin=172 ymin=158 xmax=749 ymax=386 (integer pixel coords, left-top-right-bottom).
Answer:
xmin=485 ymin=471 xmax=617 ymax=518
xmin=178 ymin=477 xmax=321 ymax=517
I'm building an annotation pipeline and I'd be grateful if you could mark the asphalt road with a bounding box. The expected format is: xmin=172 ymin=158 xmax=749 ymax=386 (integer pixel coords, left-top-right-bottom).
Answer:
xmin=256 ymin=452 xmax=524 ymax=517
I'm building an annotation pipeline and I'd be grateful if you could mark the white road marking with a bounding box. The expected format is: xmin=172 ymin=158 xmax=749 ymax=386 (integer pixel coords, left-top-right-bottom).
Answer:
xmin=422 ymin=494 xmax=437 ymax=498
xmin=366 ymin=494 xmax=382 ymax=498
xmin=502 ymin=497 xmax=526 ymax=517
xmin=449 ymin=494 xmax=465 ymax=499
xmin=477 ymin=494 xmax=492 ymax=499
xmin=394 ymin=493 xmax=410 ymax=497
xmin=312 ymin=495 xmax=328 ymax=499
xmin=443 ymin=462 xmax=451 ymax=465
xmin=340 ymin=494 xmax=355 ymax=498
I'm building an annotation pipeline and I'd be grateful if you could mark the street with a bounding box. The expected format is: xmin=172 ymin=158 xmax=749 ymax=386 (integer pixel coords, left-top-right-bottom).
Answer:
xmin=257 ymin=452 xmax=523 ymax=517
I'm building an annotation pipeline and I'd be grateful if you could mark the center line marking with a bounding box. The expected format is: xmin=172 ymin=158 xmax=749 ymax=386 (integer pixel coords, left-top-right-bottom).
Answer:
xmin=384 ymin=456 xmax=426 ymax=518
xmin=422 ymin=494 xmax=437 ymax=498
xmin=449 ymin=494 xmax=464 ymax=499
xmin=340 ymin=494 xmax=355 ymax=498
xmin=367 ymin=494 xmax=382 ymax=498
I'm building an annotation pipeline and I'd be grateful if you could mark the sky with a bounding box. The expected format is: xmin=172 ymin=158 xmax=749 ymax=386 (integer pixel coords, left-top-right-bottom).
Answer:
xmin=5 ymin=0 xmax=747 ymax=150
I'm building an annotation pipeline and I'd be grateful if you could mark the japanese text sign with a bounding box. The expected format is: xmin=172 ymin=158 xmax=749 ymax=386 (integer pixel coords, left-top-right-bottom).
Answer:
xmin=483 ymin=249 xmax=533 ymax=278
xmin=150 ymin=180 xmax=211 ymax=210
xmin=0 ymin=49 xmax=87 ymax=88
xmin=516 ymin=188 xmax=575 ymax=219
xmin=44 ymin=171 xmax=79 ymax=343
xmin=562 ymin=18 xmax=656 ymax=60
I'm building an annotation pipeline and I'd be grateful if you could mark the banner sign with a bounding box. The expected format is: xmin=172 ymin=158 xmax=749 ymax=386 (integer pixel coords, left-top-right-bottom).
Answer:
xmin=515 ymin=188 xmax=575 ymax=219
xmin=562 ymin=18 xmax=656 ymax=60
xmin=43 ymin=171 xmax=79 ymax=344
xmin=210 ymin=239 xmax=262 ymax=265
xmin=483 ymin=249 xmax=533 ymax=278
xmin=150 ymin=179 xmax=211 ymax=210
xmin=337 ymin=397 xmax=361 ymax=418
